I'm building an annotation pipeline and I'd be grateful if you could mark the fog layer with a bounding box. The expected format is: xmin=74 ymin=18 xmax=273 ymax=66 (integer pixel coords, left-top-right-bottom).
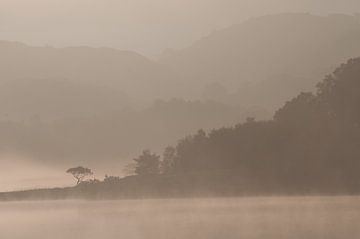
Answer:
xmin=2 ymin=0 xmax=360 ymax=56
xmin=3 ymin=13 xmax=360 ymax=190
xmin=1 ymin=197 xmax=360 ymax=238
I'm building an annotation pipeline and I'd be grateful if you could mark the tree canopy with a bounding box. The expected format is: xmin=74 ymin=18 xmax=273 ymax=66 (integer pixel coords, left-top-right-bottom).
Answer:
xmin=142 ymin=58 xmax=360 ymax=192
xmin=66 ymin=166 xmax=93 ymax=185
xmin=132 ymin=150 xmax=160 ymax=176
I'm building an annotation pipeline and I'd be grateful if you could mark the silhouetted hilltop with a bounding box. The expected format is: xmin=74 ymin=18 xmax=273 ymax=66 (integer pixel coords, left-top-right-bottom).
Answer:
xmin=161 ymin=13 xmax=360 ymax=109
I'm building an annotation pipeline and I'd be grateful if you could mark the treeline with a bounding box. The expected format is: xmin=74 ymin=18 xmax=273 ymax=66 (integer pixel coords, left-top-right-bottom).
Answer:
xmin=125 ymin=58 xmax=360 ymax=194
xmin=2 ymin=58 xmax=360 ymax=201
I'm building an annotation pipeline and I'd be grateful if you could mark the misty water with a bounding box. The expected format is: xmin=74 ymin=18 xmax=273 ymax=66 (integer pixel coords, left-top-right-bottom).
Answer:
xmin=1 ymin=196 xmax=359 ymax=239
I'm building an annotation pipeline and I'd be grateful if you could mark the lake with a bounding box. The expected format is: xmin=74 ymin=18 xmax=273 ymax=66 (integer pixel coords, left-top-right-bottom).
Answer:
xmin=0 ymin=196 xmax=359 ymax=239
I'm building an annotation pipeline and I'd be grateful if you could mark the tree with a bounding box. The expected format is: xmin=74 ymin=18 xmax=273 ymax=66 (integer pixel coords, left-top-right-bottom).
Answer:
xmin=132 ymin=150 xmax=160 ymax=175
xmin=66 ymin=166 xmax=93 ymax=185
xmin=316 ymin=58 xmax=360 ymax=125
xmin=161 ymin=146 xmax=176 ymax=174
xmin=123 ymin=162 xmax=137 ymax=176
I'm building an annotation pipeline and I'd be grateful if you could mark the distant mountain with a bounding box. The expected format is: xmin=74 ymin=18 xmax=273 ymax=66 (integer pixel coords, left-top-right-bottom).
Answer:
xmin=2 ymin=13 xmax=360 ymax=169
xmin=0 ymin=77 xmax=131 ymax=120
xmin=4 ymin=14 xmax=360 ymax=116
xmin=0 ymin=41 xmax=179 ymax=112
xmin=161 ymin=13 xmax=360 ymax=110
xmin=0 ymin=41 xmax=268 ymax=168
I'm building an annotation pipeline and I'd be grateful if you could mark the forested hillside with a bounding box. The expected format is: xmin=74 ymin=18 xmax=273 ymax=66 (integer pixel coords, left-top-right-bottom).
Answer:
xmin=3 ymin=58 xmax=360 ymax=200
xmin=155 ymin=58 xmax=360 ymax=193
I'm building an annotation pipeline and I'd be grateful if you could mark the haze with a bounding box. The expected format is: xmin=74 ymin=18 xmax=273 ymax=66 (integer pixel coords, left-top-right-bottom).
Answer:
xmin=2 ymin=0 xmax=360 ymax=57
xmin=3 ymin=1 xmax=360 ymax=238
xmin=1 ymin=0 xmax=360 ymax=191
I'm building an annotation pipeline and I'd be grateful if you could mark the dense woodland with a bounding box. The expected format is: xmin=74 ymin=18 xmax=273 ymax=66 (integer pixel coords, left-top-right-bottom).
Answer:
xmin=131 ymin=57 xmax=360 ymax=195
xmin=2 ymin=58 xmax=360 ymax=200
xmin=158 ymin=58 xmax=360 ymax=191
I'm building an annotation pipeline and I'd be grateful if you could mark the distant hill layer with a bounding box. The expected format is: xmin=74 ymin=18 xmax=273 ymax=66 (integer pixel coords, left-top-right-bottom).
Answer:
xmin=3 ymin=56 xmax=360 ymax=199
xmin=2 ymin=13 xmax=360 ymax=168
xmin=2 ymin=14 xmax=360 ymax=115
xmin=161 ymin=13 xmax=360 ymax=109
xmin=0 ymin=99 xmax=258 ymax=166
xmin=0 ymin=41 xmax=179 ymax=107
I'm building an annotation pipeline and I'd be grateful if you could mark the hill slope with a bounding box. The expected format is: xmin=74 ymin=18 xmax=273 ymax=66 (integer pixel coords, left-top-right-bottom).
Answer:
xmin=161 ymin=13 xmax=360 ymax=109
xmin=3 ymin=56 xmax=360 ymax=199
xmin=0 ymin=41 xmax=178 ymax=114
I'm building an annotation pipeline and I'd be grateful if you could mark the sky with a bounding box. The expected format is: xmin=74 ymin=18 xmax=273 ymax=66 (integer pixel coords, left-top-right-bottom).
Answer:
xmin=1 ymin=0 xmax=360 ymax=58
xmin=0 ymin=154 xmax=71 ymax=191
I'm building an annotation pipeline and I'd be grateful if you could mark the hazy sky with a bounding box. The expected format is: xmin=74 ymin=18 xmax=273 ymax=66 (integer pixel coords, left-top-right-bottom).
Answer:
xmin=0 ymin=154 xmax=71 ymax=191
xmin=1 ymin=0 xmax=360 ymax=57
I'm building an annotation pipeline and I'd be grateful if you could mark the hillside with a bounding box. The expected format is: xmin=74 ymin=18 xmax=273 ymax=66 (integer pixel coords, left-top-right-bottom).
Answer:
xmin=2 ymin=13 xmax=360 ymax=172
xmin=161 ymin=13 xmax=360 ymax=109
xmin=0 ymin=41 xmax=178 ymax=110
xmin=3 ymin=13 xmax=360 ymax=117
xmin=2 ymin=57 xmax=360 ymax=200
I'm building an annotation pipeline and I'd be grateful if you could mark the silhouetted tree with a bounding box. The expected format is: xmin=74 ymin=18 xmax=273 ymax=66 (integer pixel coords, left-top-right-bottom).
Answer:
xmin=66 ymin=166 xmax=93 ymax=185
xmin=104 ymin=175 xmax=122 ymax=184
xmin=132 ymin=150 xmax=160 ymax=175
xmin=161 ymin=146 xmax=176 ymax=174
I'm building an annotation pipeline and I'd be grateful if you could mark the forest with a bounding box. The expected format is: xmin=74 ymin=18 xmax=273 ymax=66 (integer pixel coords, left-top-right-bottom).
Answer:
xmin=2 ymin=57 xmax=360 ymax=200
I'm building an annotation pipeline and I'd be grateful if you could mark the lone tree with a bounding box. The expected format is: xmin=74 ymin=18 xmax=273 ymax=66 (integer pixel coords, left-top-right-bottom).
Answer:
xmin=132 ymin=150 xmax=160 ymax=175
xmin=66 ymin=166 xmax=93 ymax=185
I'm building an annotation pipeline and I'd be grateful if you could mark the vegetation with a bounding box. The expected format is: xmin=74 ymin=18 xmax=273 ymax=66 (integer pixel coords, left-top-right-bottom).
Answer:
xmin=2 ymin=58 xmax=360 ymax=200
xmin=154 ymin=58 xmax=360 ymax=193
xmin=131 ymin=150 xmax=161 ymax=175
xmin=66 ymin=167 xmax=93 ymax=185
xmin=3 ymin=13 xmax=360 ymax=167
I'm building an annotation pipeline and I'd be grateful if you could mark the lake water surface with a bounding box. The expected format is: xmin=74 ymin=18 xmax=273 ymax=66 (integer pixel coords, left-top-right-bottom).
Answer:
xmin=1 ymin=196 xmax=359 ymax=239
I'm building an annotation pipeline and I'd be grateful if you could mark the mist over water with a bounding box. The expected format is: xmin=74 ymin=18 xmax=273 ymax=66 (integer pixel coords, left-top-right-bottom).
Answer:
xmin=1 ymin=197 xmax=359 ymax=239
xmin=0 ymin=155 xmax=72 ymax=192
